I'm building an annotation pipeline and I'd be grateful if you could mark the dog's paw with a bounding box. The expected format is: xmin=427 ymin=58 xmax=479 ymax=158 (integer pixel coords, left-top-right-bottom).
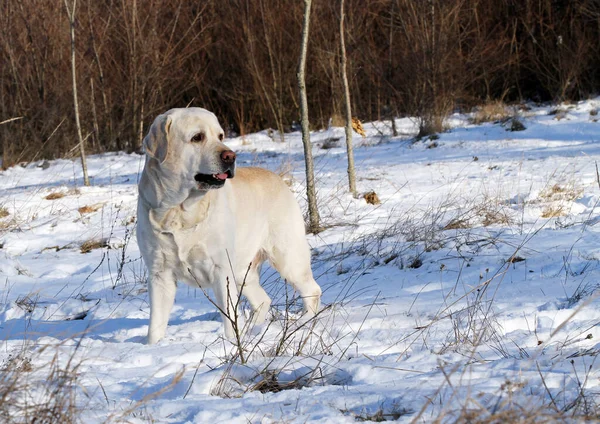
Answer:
xmin=247 ymin=321 xmax=268 ymax=337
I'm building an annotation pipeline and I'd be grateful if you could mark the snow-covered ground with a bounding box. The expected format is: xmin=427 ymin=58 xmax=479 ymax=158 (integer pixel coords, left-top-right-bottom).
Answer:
xmin=2 ymin=100 xmax=600 ymax=422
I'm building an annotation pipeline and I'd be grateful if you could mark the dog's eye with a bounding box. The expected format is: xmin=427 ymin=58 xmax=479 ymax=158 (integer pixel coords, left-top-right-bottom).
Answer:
xmin=218 ymin=133 xmax=224 ymax=141
xmin=191 ymin=132 xmax=205 ymax=143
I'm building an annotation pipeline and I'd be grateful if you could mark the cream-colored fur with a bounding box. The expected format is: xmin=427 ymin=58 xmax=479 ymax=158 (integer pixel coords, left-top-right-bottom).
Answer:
xmin=137 ymin=108 xmax=321 ymax=344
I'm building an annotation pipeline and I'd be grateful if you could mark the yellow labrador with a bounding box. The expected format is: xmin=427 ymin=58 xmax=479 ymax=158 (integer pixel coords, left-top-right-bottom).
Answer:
xmin=137 ymin=108 xmax=321 ymax=344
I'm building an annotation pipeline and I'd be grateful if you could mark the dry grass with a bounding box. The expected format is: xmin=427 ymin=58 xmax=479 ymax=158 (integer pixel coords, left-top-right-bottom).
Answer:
xmin=276 ymin=159 xmax=295 ymax=187
xmin=479 ymin=204 xmax=512 ymax=227
xmin=537 ymin=182 xmax=582 ymax=218
xmin=443 ymin=218 xmax=471 ymax=230
xmin=363 ymin=191 xmax=380 ymax=205
xmin=251 ymin=371 xmax=303 ymax=393
xmin=199 ymin=264 xmax=360 ymax=400
xmin=539 ymin=183 xmax=581 ymax=202
xmin=208 ymin=308 xmax=343 ymax=398
xmin=443 ymin=200 xmax=513 ymax=230
xmin=0 ymin=207 xmax=13 ymax=231
xmin=77 ymin=204 xmax=103 ymax=215
xmin=80 ymin=238 xmax=109 ymax=254
xmin=0 ymin=218 xmax=17 ymax=232
xmin=541 ymin=205 xmax=566 ymax=218
xmin=506 ymin=255 xmax=525 ymax=264
xmin=352 ymin=117 xmax=366 ymax=137
xmin=470 ymin=101 xmax=512 ymax=125
xmin=1 ymin=353 xmax=33 ymax=373
xmin=45 ymin=192 xmax=65 ymax=200
xmin=45 ymin=188 xmax=81 ymax=201
xmin=0 ymin=344 xmax=82 ymax=424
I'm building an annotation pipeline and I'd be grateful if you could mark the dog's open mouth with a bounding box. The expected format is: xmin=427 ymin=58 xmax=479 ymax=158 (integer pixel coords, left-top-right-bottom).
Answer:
xmin=194 ymin=169 xmax=233 ymax=187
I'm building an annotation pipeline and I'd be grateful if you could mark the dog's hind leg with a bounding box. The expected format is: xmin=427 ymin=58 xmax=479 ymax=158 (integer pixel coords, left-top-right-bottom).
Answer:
xmin=269 ymin=244 xmax=321 ymax=318
xmin=147 ymin=272 xmax=177 ymax=344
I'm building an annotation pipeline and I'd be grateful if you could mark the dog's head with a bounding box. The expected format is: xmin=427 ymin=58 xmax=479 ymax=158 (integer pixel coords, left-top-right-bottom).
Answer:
xmin=143 ymin=108 xmax=236 ymax=191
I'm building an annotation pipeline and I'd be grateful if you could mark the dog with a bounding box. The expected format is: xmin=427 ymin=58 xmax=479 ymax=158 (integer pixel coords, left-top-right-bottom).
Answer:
xmin=136 ymin=108 xmax=322 ymax=344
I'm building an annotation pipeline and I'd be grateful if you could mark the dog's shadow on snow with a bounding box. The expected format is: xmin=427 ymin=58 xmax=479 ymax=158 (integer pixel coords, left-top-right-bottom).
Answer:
xmin=0 ymin=312 xmax=221 ymax=344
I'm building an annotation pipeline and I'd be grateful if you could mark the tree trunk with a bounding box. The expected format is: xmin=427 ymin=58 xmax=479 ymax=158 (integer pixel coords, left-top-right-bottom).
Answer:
xmin=340 ymin=0 xmax=357 ymax=198
xmin=64 ymin=0 xmax=90 ymax=186
xmin=388 ymin=0 xmax=398 ymax=137
xmin=298 ymin=0 xmax=320 ymax=233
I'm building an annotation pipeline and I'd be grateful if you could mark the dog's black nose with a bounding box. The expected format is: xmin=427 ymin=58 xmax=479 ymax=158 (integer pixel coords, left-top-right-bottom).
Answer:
xmin=221 ymin=150 xmax=236 ymax=165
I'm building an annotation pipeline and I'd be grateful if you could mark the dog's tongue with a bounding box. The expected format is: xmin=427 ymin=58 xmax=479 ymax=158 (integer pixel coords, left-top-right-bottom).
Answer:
xmin=214 ymin=173 xmax=228 ymax=180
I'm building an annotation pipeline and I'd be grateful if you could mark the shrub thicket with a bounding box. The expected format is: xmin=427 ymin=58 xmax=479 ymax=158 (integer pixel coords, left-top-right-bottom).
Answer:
xmin=1 ymin=0 xmax=599 ymax=166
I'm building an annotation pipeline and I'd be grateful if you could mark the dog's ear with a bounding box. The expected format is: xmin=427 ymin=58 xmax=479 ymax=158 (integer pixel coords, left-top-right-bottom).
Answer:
xmin=143 ymin=113 xmax=172 ymax=163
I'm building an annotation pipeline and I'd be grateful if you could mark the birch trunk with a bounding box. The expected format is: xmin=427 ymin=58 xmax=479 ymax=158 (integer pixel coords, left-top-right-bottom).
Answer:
xmin=65 ymin=0 xmax=90 ymax=186
xmin=340 ymin=0 xmax=357 ymax=197
xmin=298 ymin=0 xmax=320 ymax=232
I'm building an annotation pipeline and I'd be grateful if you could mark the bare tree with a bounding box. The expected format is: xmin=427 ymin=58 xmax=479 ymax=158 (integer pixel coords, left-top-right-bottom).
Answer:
xmin=64 ymin=0 xmax=90 ymax=186
xmin=339 ymin=0 xmax=357 ymax=197
xmin=298 ymin=0 xmax=320 ymax=233
xmin=388 ymin=0 xmax=398 ymax=137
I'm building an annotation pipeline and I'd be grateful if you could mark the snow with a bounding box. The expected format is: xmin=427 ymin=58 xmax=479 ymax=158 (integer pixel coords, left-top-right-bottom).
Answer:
xmin=2 ymin=99 xmax=600 ymax=422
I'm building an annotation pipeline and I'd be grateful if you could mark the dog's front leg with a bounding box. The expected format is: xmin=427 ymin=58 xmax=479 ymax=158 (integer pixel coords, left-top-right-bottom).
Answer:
xmin=147 ymin=272 xmax=176 ymax=344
